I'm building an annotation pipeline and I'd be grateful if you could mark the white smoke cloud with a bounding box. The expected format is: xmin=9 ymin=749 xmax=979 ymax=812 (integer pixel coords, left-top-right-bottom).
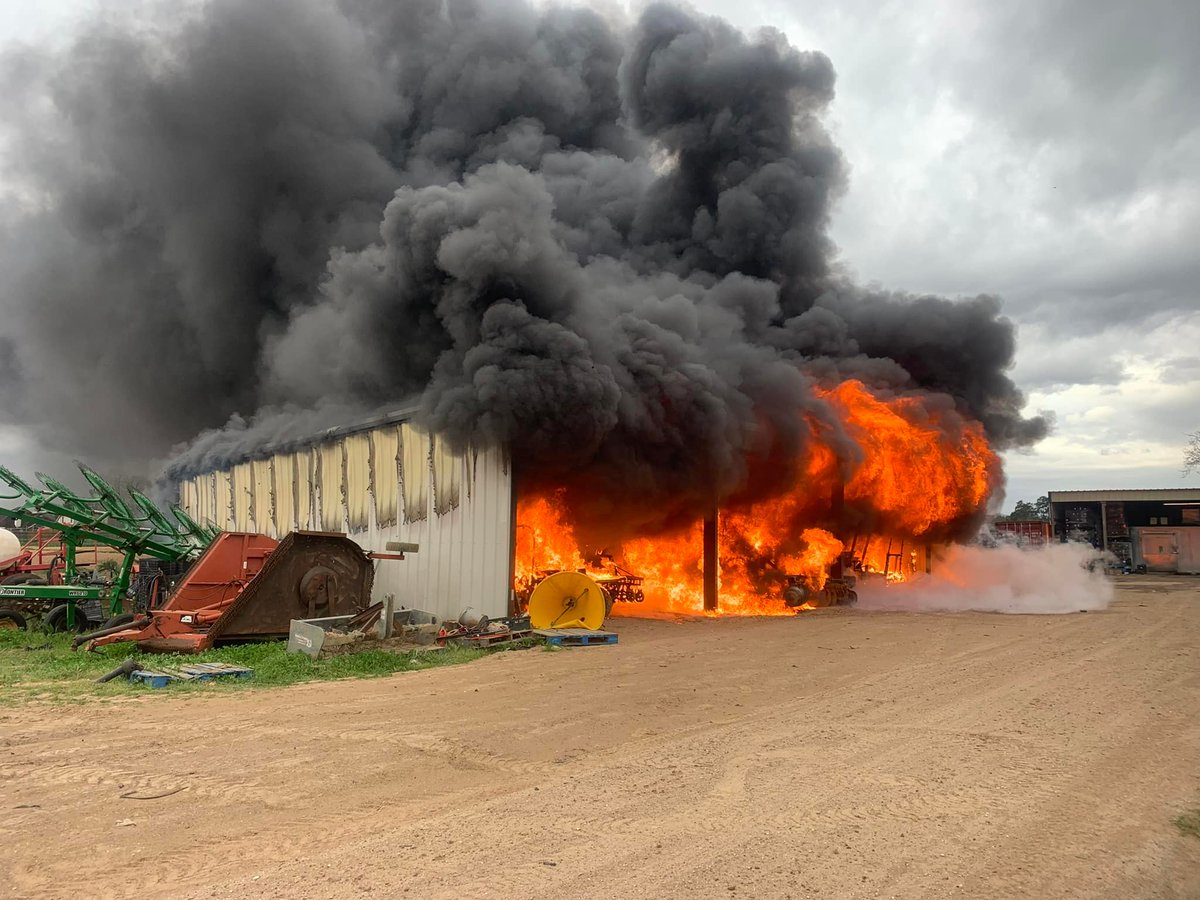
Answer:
xmin=855 ymin=541 xmax=1113 ymax=614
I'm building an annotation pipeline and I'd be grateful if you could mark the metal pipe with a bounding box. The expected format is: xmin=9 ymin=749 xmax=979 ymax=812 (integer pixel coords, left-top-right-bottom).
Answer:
xmin=94 ymin=658 xmax=140 ymax=683
xmin=73 ymin=616 xmax=149 ymax=648
xmin=703 ymin=508 xmax=718 ymax=611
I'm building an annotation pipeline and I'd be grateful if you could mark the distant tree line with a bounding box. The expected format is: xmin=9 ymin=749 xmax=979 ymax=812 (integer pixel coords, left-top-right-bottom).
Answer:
xmin=998 ymin=495 xmax=1049 ymax=521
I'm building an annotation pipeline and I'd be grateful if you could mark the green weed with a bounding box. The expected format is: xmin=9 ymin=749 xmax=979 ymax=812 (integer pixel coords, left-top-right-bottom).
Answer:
xmin=1174 ymin=809 xmax=1200 ymax=840
xmin=0 ymin=626 xmax=529 ymax=705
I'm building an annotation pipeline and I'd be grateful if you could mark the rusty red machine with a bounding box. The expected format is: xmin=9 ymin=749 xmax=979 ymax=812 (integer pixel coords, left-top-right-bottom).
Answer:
xmin=76 ymin=530 xmax=406 ymax=653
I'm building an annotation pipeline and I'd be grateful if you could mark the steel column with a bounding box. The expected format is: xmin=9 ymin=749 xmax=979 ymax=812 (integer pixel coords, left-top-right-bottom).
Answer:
xmin=703 ymin=508 xmax=719 ymax=611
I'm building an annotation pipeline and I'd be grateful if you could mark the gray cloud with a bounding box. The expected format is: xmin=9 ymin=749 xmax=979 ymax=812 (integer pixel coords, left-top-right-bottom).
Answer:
xmin=1 ymin=0 xmax=1050 ymax=546
xmin=694 ymin=0 xmax=1200 ymax=506
xmin=736 ymin=0 xmax=1200 ymax=340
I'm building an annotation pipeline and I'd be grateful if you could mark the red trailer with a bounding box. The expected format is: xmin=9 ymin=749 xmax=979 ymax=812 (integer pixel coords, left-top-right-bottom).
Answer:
xmin=0 ymin=527 xmax=111 ymax=585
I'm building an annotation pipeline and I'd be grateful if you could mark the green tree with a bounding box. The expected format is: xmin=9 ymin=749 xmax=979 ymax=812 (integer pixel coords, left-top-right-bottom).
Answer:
xmin=1010 ymin=500 xmax=1038 ymax=519
xmin=1008 ymin=496 xmax=1049 ymax=521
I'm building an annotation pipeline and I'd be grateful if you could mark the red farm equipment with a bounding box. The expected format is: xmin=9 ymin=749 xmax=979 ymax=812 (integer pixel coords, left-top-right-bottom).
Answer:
xmin=78 ymin=530 xmax=395 ymax=653
xmin=1 ymin=462 xmax=411 ymax=645
xmin=0 ymin=526 xmax=114 ymax=587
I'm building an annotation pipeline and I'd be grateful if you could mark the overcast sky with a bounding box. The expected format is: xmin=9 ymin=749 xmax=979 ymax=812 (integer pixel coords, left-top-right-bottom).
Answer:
xmin=0 ymin=0 xmax=1196 ymax=507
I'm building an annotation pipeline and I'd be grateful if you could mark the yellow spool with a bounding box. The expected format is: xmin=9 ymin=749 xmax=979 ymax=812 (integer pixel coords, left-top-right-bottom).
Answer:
xmin=527 ymin=571 xmax=607 ymax=630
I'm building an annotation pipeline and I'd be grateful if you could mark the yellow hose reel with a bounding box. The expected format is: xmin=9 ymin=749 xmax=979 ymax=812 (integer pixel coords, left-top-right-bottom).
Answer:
xmin=527 ymin=571 xmax=607 ymax=630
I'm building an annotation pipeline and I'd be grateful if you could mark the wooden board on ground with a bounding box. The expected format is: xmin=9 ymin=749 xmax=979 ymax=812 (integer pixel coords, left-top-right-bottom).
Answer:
xmin=130 ymin=662 xmax=254 ymax=689
xmin=447 ymin=628 xmax=532 ymax=647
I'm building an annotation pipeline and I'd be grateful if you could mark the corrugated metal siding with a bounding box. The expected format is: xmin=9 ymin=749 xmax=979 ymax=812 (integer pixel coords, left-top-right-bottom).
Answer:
xmin=231 ymin=463 xmax=252 ymax=531
xmin=317 ymin=442 xmax=343 ymax=532
xmin=251 ymin=459 xmax=273 ymax=533
xmin=179 ymin=480 xmax=196 ymax=521
xmin=401 ymin=423 xmax=429 ymax=523
xmin=1133 ymin=527 xmax=1200 ymax=575
xmin=295 ymin=450 xmax=312 ymax=530
xmin=178 ymin=425 xmax=513 ymax=621
xmin=272 ymin=453 xmax=296 ymax=533
xmin=432 ymin=434 xmax=461 ymax=515
xmin=363 ymin=440 xmax=512 ymax=620
xmin=1050 ymin=489 xmax=1200 ymax=502
xmin=344 ymin=433 xmax=371 ymax=532
xmin=214 ymin=471 xmax=232 ymax=530
xmin=196 ymin=473 xmax=216 ymax=528
xmin=370 ymin=427 xmax=399 ymax=527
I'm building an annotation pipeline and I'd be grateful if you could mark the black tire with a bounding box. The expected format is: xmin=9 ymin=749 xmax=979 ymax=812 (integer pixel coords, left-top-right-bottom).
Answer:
xmin=102 ymin=613 xmax=137 ymax=630
xmin=2 ymin=573 xmax=34 ymax=585
xmin=23 ymin=576 xmax=49 ymax=586
xmin=45 ymin=605 xmax=91 ymax=633
xmin=0 ymin=609 xmax=27 ymax=630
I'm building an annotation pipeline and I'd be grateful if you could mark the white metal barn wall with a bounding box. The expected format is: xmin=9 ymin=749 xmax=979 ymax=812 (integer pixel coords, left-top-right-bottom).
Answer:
xmin=180 ymin=424 xmax=514 ymax=621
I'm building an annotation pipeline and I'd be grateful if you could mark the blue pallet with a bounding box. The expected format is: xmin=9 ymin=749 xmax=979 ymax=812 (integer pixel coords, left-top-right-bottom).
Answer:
xmin=129 ymin=663 xmax=254 ymax=689
xmin=534 ymin=629 xmax=618 ymax=646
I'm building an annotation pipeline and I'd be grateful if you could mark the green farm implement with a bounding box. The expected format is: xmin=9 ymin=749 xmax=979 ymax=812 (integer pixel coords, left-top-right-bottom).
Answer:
xmin=0 ymin=464 xmax=216 ymax=631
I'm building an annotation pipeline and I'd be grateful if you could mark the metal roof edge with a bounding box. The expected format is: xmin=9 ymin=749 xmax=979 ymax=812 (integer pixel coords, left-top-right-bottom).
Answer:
xmin=173 ymin=403 xmax=426 ymax=478
xmin=1047 ymin=488 xmax=1200 ymax=501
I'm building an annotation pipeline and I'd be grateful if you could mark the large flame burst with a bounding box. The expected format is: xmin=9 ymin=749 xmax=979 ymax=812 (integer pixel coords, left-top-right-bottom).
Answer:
xmin=515 ymin=380 xmax=1000 ymax=616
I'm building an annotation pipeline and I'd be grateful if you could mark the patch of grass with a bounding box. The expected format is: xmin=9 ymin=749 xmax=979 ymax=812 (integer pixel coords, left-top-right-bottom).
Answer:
xmin=0 ymin=626 xmax=530 ymax=705
xmin=1175 ymin=809 xmax=1200 ymax=840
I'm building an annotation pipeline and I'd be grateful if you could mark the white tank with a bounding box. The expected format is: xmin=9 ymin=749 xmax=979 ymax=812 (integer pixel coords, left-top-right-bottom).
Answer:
xmin=0 ymin=528 xmax=20 ymax=566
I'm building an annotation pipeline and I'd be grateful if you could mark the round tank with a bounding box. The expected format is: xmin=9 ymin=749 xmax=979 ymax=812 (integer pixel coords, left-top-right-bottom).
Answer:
xmin=0 ymin=528 xmax=21 ymax=566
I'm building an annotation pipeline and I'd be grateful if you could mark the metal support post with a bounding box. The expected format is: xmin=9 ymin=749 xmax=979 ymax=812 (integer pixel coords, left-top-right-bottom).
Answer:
xmin=703 ymin=508 xmax=719 ymax=612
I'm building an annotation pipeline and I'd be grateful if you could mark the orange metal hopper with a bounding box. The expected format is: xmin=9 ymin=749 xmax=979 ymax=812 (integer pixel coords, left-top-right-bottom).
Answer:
xmin=83 ymin=531 xmax=376 ymax=654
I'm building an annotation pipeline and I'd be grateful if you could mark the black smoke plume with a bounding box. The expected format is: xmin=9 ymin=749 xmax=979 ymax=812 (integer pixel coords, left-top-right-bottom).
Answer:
xmin=0 ymin=0 xmax=1047 ymax=539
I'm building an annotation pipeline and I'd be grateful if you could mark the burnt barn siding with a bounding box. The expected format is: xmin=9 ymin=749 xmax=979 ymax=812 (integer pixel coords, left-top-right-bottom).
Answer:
xmin=178 ymin=422 xmax=514 ymax=622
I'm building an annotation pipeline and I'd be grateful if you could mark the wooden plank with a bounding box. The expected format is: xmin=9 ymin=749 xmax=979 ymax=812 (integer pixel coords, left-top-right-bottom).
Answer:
xmin=130 ymin=664 xmax=253 ymax=688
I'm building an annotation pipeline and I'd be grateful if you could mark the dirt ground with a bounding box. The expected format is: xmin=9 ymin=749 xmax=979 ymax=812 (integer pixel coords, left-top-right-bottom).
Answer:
xmin=3 ymin=576 xmax=1199 ymax=899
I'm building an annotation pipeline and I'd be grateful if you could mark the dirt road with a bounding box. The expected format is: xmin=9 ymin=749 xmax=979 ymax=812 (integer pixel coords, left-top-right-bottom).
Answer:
xmin=3 ymin=577 xmax=1199 ymax=899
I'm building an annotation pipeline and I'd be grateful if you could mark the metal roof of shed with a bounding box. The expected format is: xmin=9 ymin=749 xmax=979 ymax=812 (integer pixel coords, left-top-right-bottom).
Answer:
xmin=1048 ymin=488 xmax=1200 ymax=503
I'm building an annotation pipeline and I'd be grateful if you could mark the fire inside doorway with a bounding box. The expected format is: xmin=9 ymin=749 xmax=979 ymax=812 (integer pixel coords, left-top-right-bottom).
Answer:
xmin=511 ymin=380 xmax=993 ymax=618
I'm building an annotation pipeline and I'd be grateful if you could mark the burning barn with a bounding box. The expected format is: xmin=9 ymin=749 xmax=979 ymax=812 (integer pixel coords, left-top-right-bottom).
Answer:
xmin=173 ymin=380 xmax=997 ymax=620
xmin=9 ymin=0 xmax=1049 ymax=611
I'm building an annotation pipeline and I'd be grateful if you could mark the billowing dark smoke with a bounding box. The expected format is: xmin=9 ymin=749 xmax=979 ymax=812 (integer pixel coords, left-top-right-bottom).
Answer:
xmin=0 ymin=0 xmax=1047 ymax=539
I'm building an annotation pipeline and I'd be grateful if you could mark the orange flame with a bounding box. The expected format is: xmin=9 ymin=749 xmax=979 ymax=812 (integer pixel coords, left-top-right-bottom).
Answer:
xmin=515 ymin=380 xmax=1000 ymax=617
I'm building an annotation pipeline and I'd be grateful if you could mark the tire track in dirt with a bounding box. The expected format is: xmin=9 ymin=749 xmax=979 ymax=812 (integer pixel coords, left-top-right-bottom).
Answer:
xmin=4 ymin=584 xmax=1199 ymax=900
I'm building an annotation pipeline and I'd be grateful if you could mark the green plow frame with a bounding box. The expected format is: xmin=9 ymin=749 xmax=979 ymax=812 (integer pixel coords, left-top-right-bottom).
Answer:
xmin=0 ymin=463 xmax=218 ymax=627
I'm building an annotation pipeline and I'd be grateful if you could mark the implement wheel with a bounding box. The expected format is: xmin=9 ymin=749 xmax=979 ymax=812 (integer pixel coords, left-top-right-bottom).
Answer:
xmin=0 ymin=609 xmax=27 ymax=631
xmin=45 ymin=605 xmax=91 ymax=633
xmin=102 ymin=613 xmax=137 ymax=630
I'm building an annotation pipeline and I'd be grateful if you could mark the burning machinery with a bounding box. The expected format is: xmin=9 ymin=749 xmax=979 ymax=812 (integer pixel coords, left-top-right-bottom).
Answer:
xmin=587 ymin=553 xmax=645 ymax=605
xmin=782 ymin=574 xmax=858 ymax=609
